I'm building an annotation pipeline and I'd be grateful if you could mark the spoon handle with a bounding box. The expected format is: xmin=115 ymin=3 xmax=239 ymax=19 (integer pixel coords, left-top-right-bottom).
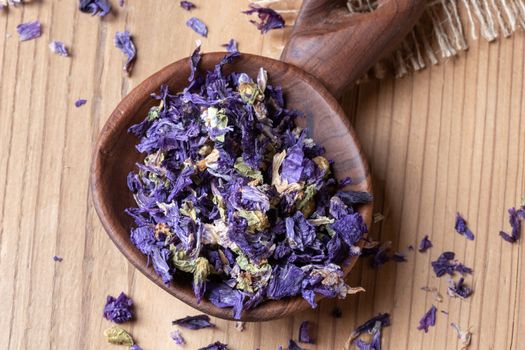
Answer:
xmin=280 ymin=0 xmax=426 ymax=98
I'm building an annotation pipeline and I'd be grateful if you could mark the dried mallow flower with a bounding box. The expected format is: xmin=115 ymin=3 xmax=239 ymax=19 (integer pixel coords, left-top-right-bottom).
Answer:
xmin=198 ymin=341 xmax=228 ymax=350
xmin=347 ymin=314 xmax=390 ymax=350
xmin=103 ymin=292 xmax=134 ymax=323
xmin=418 ymin=235 xmax=433 ymax=252
xmin=52 ymin=255 xmax=63 ymax=262
xmin=75 ymin=99 xmax=87 ymax=108
xmin=447 ymin=277 xmax=473 ymax=299
xmin=79 ymin=0 xmax=111 ymax=17
xmin=114 ymin=30 xmax=137 ymax=75
xmin=451 ymin=322 xmax=472 ymax=349
xmin=180 ymin=0 xmax=196 ymax=11
xmin=186 ymin=17 xmax=208 ymax=37
xmin=298 ymin=321 xmax=315 ymax=344
xmin=170 ymin=329 xmax=186 ymax=345
xmin=499 ymin=206 xmax=524 ymax=243
xmin=103 ymin=326 xmax=134 ymax=346
xmin=172 ymin=314 xmax=215 ymax=330
xmin=421 ymin=286 xmax=443 ymax=303
xmin=222 ymin=39 xmax=238 ymax=54
xmin=49 ymin=41 xmax=69 ymax=57
xmin=431 ymin=251 xmax=472 ymax=277
xmin=16 ymin=20 xmax=42 ymax=41
xmin=243 ymin=4 xmax=285 ymax=34
xmin=417 ymin=305 xmax=437 ymax=333
xmin=234 ymin=321 xmax=245 ymax=332
xmin=288 ymin=339 xmax=305 ymax=350
xmin=455 ymin=213 xmax=475 ymax=240
xmin=351 ymin=313 xmax=391 ymax=341
xmin=125 ymin=48 xmax=369 ymax=319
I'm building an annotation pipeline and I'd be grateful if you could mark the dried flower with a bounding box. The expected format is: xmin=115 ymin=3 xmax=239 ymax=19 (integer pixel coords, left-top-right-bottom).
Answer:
xmin=298 ymin=321 xmax=315 ymax=343
xmin=418 ymin=235 xmax=433 ymax=252
xmin=103 ymin=292 xmax=134 ymax=323
xmin=447 ymin=277 xmax=473 ymax=299
xmin=103 ymin=326 xmax=134 ymax=346
xmin=172 ymin=314 xmax=215 ymax=329
xmin=180 ymin=0 xmax=195 ymax=10
xmin=499 ymin=206 xmax=524 ymax=243
xmin=198 ymin=341 xmax=228 ymax=350
xmin=79 ymin=0 xmax=111 ymax=16
xmin=451 ymin=322 xmax=472 ymax=349
xmin=417 ymin=305 xmax=437 ymax=332
xmin=115 ymin=30 xmax=137 ymax=75
xmin=170 ymin=329 xmax=186 ymax=345
xmin=75 ymin=99 xmax=87 ymax=108
xmin=222 ymin=39 xmax=238 ymax=54
xmin=455 ymin=213 xmax=475 ymax=240
xmin=53 ymin=255 xmax=63 ymax=262
xmin=16 ymin=20 xmax=42 ymax=41
xmin=243 ymin=4 xmax=285 ymax=34
xmin=186 ymin=17 xmax=208 ymax=37
xmin=49 ymin=41 xmax=69 ymax=57
xmin=431 ymin=251 xmax=472 ymax=277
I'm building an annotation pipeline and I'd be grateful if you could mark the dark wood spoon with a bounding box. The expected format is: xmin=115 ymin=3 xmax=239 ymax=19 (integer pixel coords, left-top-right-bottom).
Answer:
xmin=91 ymin=0 xmax=425 ymax=321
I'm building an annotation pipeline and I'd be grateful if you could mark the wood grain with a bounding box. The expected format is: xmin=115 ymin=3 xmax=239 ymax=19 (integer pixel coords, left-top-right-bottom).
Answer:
xmin=1 ymin=0 xmax=524 ymax=349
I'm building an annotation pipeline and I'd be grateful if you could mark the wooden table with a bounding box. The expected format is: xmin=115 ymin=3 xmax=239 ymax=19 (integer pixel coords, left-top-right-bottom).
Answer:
xmin=1 ymin=1 xmax=524 ymax=349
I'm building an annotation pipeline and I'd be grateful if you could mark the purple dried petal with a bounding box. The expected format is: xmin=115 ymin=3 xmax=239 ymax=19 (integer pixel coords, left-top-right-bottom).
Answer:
xmin=298 ymin=321 xmax=315 ymax=344
xmin=16 ymin=20 xmax=42 ymax=41
xmin=49 ymin=41 xmax=69 ymax=57
xmin=243 ymin=4 xmax=285 ymax=34
xmin=352 ymin=313 xmax=391 ymax=338
xmin=79 ymin=0 xmax=111 ymax=16
xmin=75 ymin=99 xmax=87 ymax=108
xmin=115 ymin=30 xmax=137 ymax=75
xmin=180 ymin=0 xmax=196 ymax=10
xmin=53 ymin=255 xmax=63 ymax=262
xmin=207 ymin=283 xmax=245 ymax=320
xmin=288 ymin=339 xmax=306 ymax=350
xmin=170 ymin=329 xmax=186 ymax=345
xmin=130 ymin=345 xmax=143 ymax=350
xmin=500 ymin=207 xmax=523 ymax=243
xmin=222 ymin=39 xmax=238 ymax=54
xmin=418 ymin=235 xmax=433 ymax=252
xmin=198 ymin=341 xmax=228 ymax=350
xmin=337 ymin=190 xmax=373 ymax=206
xmin=103 ymin=292 xmax=134 ymax=323
xmin=172 ymin=314 xmax=215 ymax=330
xmin=455 ymin=213 xmax=475 ymax=240
xmin=417 ymin=305 xmax=437 ymax=332
xmin=447 ymin=277 xmax=473 ymax=299
xmin=186 ymin=17 xmax=208 ymax=37
xmin=431 ymin=251 xmax=471 ymax=277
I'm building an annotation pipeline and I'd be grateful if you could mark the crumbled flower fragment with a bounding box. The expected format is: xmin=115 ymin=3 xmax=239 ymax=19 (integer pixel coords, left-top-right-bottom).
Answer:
xmin=431 ymin=251 xmax=472 ymax=277
xmin=243 ymin=4 xmax=285 ymax=34
xmin=180 ymin=0 xmax=196 ymax=10
xmin=103 ymin=292 xmax=134 ymax=324
xmin=186 ymin=17 xmax=208 ymax=37
xmin=75 ymin=99 xmax=87 ymax=107
xmin=447 ymin=277 xmax=473 ymax=299
xmin=170 ymin=329 xmax=186 ymax=345
xmin=49 ymin=41 xmax=69 ymax=57
xmin=451 ymin=322 xmax=472 ymax=349
xmin=298 ymin=321 xmax=315 ymax=344
xmin=53 ymin=255 xmax=63 ymax=262
xmin=499 ymin=206 xmax=524 ymax=243
xmin=455 ymin=213 xmax=475 ymax=240
xmin=351 ymin=313 xmax=391 ymax=340
xmin=172 ymin=314 xmax=215 ymax=330
xmin=418 ymin=235 xmax=433 ymax=252
xmin=115 ymin=31 xmax=137 ymax=75
xmin=198 ymin=341 xmax=228 ymax=350
xmin=16 ymin=20 xmax=42 ymax=41
xmin=348 ymin=314 xmax=390 ymax=350
xmin=130 ymin=345 xmax=143 ymax=350
xmin=103 ymin=326 xmax=134 ymax=346
xmin=222 ymin=38 xmax=238 ymax=54
xmin=417 ymin=305 xmax=437 ymax=332
xmin=79 ymin=0 xmax=111 ymax=16
xmin=288 ymin=339 xmax=305 ymax=350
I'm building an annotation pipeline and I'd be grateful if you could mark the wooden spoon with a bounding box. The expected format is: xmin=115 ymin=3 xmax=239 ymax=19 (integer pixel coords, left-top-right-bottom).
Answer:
xmin=91 ymin=0 xmax=425 ymax=321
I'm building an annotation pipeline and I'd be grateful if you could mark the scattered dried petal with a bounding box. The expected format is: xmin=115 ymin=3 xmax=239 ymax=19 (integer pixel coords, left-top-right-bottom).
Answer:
xmin=16 ymin=20 xmax=42 ymax=41
xmin=53 ymin=255 xmax=63 ymax=262
xmin=298 ymin=321 xmax=315 ymax=344
xmin=455 ymin=213 xmax=475 ymax=240
xmin=447 ymin=277 xmax=473 ymax=299
xmin=186 ymin=17 xmax=208 ymax=37
xmin=222 ymin=38 xmax=238 ymax=54
xmin=103 ymin=292 xmax=134 ymax=323
xmin=49 ymin=41 xmax=69 ymax=57
xmin=198 ymin=341 xmax=228 ymax=350
xmin=418 ymin=235 xmax=433 ymax=252
xmin=180 ymin=0 xmax=195 ymax=10
xmin=172 ymin=314 xmax=215 ymax=330
xmin=115 ymin=30 xmax=137 ymax=75
xmin=417 ymin=305 xmax=437 ymax=332
xmin=103 ymin=326 xmax=134 ymax=346
xmin=500 ymin=206 xmax=524 ymax=243
xmin=79 ymin=0 xmax=111 ymax=16
xmin=243 ymin=4 xmax=285 ymax=34
xmin=170 ymin=329 xmax=186 ymax=345
xmin=75 ymin=99 xmax=87 ymax=107
xmin=431 ymin=251 xmax=472 ymax=277
xmin=351 ymin=313 xmax=391 ymax=340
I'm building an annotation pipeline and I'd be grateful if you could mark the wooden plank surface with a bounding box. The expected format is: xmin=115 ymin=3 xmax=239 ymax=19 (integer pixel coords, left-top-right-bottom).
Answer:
xmin=1 ymin=0 xmax=524 ymax=349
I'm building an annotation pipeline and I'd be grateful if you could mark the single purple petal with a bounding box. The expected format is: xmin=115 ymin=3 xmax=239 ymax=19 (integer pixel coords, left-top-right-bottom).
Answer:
xmin=352 ymin=313 xmax=391 ymax=338
xmin=455 ymin=213 xmax=475 ymax=240
xmin=79 ymin=0 xmax=111 ymax=16
xmin=75 ymin=99 xmax=87 ymax=107
xmin=115 ymin=30 xmax=137 ymax=75
xmin=170 ymin=329 xmax=186 ymax=345
xmin=16 ymin=21 xmax=42 ymax=41
xmin=186 ymin=17 xmax=208 ymax=37
xmin=243 ymin=4 xmax=285 ymax=34
xmin=198 ymin=341 xmax=228 ymax=350
xmin=52 ymin=255 xmax=63 ymax=262
xmin=418 ymin=235 xmax=433 ymax=252
xmin=447 ymin=277 xmax=473 ymax=299
xmin=500 ymin=207 xmax=523 ymax=243
xmin=417 ymin=305 xmax=437 ymax=332
xmin=180 ymin=0 xmax=196 ymax=10
xmin=298 ymin=321 xmax=315 ymax=344
xmin=49 ymin=41 xmax=69 ymax=57
xmin=172 ymin=314 xmax=215 ymax=330
xmin=103 ymin=292 xmax=134 ymax=323
xmin=222 ymin=38 xmax=238 ymax=54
